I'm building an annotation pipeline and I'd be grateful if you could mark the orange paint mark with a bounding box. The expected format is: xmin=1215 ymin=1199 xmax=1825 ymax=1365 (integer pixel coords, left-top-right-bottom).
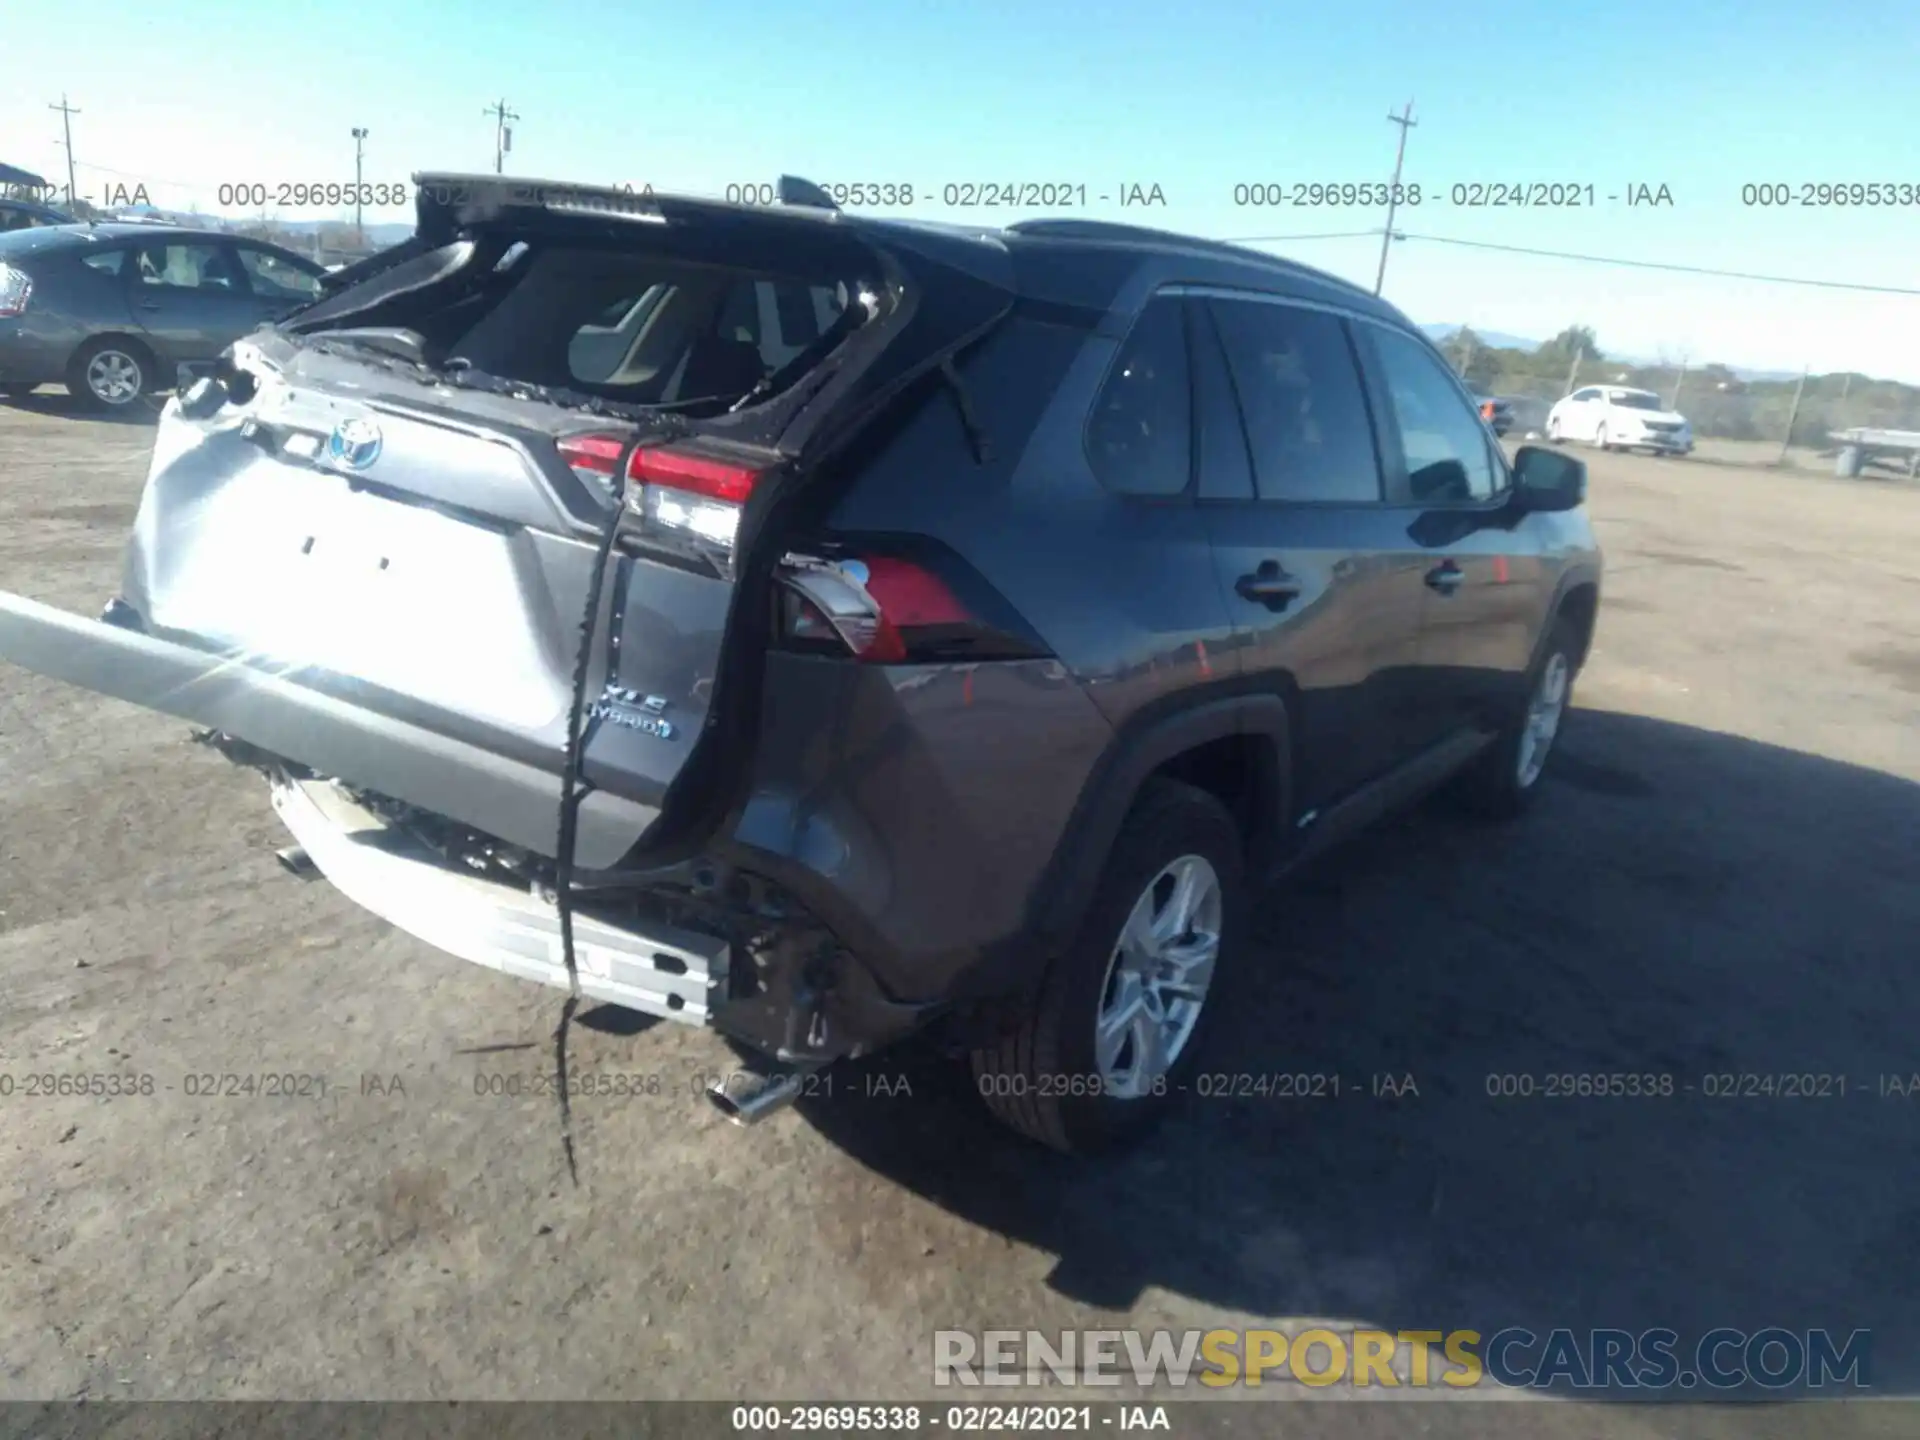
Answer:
xmin=1492 ymin=556 xmax=1510 ymax=583
xmin=962 ymin=669 xmax=974 ymax=707
xmin=1196 ymin=639 xmax=1212 ymax=678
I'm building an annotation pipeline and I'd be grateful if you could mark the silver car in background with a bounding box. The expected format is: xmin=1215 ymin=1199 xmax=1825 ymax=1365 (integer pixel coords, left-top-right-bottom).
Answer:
xmin=0 ymin=223 xmax=326 ymax=408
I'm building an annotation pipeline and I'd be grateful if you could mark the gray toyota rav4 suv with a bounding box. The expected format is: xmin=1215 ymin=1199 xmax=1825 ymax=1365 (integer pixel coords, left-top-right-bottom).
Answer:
xmin=0 ymin=175 xmax=1601 ymax=1154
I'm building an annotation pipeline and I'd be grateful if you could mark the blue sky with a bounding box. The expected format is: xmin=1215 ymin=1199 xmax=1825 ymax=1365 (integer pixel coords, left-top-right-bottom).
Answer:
xmin=6 ymin=0 xmax=1919 ymax=378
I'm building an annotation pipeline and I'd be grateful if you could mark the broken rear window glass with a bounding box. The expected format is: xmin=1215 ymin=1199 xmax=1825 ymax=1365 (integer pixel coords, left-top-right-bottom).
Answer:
xmin=444 ymin=248 xmax=855 ymax=410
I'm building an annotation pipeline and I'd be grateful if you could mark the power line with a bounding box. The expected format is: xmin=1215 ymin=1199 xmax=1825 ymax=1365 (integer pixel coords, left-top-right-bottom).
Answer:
xmin=1219 ymin=229 xmax=1383 ymax=243
xmin=1226 ymin=227 xmax=1920 ymax=298
xmin=72 ymin=158 xmax=206 ymax=189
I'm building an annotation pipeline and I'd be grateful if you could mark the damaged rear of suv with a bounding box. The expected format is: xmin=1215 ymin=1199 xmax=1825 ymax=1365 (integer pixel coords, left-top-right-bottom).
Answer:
xmin=0 ymin=174 xmax=1603 ymax=1155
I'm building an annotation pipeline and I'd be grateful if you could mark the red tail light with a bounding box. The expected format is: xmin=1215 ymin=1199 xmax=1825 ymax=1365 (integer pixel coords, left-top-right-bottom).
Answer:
xmin=0 ymin=264 xmax=32 ymax=319
xmin=776 ymin=554 xmax=1043 ymax=665
xmin=630 ymin=447 xmax=761 ymax=504
xmin=860 ymin=557 xmax=970 ymax=628
xmin=557 ymin=433 xmax=625 ymax=486
xmin=556 ymin=433 xmax=767 ymax=550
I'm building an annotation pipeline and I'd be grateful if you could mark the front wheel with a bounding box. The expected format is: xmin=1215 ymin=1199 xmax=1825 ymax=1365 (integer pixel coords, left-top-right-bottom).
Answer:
xmin=1547 ymin=417 xmax=1563 ymax=443
xmin=971 ymin=778 xmax=1245 ymax=1154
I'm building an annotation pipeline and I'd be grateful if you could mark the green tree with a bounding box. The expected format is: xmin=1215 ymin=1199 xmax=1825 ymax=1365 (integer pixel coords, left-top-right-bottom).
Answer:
xmin=1535 ymin=325 xmax=1602 ymax=370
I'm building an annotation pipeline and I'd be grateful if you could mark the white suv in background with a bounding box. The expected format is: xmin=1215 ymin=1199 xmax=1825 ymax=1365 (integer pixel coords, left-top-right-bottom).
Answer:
xmin=1548 ymin=386 xmax=1693 ymax=455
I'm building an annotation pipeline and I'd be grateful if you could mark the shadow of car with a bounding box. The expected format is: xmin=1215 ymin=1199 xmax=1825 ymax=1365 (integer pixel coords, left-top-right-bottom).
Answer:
xmin=789 ymin=706 xmax=1920 ymax=1397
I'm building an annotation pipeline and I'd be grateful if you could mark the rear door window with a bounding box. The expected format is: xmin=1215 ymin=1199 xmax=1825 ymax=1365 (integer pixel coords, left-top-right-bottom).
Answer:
xmin=132 ymin=242 xmax=244 ymax=294
xmin=1205 ymin=297 xmax=1381 ymax=503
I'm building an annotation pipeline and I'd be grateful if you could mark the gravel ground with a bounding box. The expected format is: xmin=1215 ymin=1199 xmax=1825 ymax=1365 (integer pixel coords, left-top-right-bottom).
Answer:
xmin=0 ymin=393 xmax=1916 ymax=1436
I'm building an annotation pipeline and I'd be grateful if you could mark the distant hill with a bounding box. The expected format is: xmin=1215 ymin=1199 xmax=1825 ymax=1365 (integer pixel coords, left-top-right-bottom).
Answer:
xmin=1421 ymin=322 xmax=1804 ymax=384
xmin=1421 ymin=322 xmax=1541 ymax=352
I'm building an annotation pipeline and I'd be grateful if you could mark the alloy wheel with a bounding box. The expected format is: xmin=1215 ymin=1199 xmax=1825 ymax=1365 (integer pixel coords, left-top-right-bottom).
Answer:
xmin=1516 ymin=651 xmax=1570 ymax=788
xmin=86 ymin=350 xmax=142 ymax=405
xmin=1093 ymin=854 xmax=1222 ymax=1099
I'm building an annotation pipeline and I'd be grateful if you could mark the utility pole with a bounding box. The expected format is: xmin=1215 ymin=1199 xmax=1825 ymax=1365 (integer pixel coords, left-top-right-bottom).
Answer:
xmin=48 ymin=94 xmax=81 ymax=208
xmin=1778 ymin=364 xmax=1809 ymax=465
xmin=483 ymin=99 xmax=519 ymax=175
xmin=1373 ymin=99 xmax=1417 ymax=297
xmin=1563 ymin=348 xmax=1583 ymax=397
xmin=1669 ymin=354 xmax=1688 ymax=411
xmin=351 ymin=127 xmax=369 ymax=247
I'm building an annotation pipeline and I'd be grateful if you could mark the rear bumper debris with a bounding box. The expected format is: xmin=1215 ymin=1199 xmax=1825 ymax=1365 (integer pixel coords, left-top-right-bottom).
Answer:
xmin=271 ymin=773 xmax=728 ymax=1025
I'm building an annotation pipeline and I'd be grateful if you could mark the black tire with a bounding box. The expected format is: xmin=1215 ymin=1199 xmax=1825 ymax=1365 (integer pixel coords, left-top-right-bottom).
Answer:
xmin=66 ymin=337 xmax=153 ymax=412
xmin=971 ymin=778 xmax=1245 ymax=1155
xmin=1446 ymin=614 xmax=1580 ymax=819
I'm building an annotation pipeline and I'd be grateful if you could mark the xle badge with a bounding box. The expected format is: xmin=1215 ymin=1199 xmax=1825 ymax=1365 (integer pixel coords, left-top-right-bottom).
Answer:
xmin=589 ymin=687 xmax=676 ymax=740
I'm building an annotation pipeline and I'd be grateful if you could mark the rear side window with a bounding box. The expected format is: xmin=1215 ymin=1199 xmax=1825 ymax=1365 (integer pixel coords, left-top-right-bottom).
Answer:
xmin=1086 ymin=296 xmax=1191 ymax=497
xmin=1370 ymin=326 xmax=1498 ymax=502
xmin=1206 ymin=298 xmax=1380 ymax=503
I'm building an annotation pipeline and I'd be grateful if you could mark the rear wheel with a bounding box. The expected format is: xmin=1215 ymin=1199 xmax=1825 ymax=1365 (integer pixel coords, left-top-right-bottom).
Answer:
xmin=1547 ymin=416 xmax=1563 ymax=443
xmin=67 ymin=338 xmax=152 ymax=411
xmin=1446 ymin=615 xmax=1579 ymax=819
xmin=971 ymin=778 xmax=1244 ymax=1154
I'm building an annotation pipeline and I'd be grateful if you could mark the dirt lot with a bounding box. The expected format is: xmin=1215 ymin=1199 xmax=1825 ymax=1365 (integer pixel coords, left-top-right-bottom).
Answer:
xmin=1 ymin=395 xmax=1917 ymax=1431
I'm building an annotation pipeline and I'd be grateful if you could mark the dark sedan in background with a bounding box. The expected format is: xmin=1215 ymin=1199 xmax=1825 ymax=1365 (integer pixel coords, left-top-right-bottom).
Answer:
xmin=1475 ymin=393 xmax=1514 ymax=436
xmin=0 ymin=198 xmax=79 ymax=232
xmin=0 ymin=224 xmax=325 ymax=410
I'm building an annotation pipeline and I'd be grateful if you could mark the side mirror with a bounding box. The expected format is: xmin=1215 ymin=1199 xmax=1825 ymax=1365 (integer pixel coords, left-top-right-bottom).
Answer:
xmin=1512 ymin=445 xmax=1586 ymax=512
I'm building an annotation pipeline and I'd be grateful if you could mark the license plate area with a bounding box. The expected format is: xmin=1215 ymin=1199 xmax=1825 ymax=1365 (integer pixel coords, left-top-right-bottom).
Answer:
xmin=146 ymin=463 xmax=567 ymax=732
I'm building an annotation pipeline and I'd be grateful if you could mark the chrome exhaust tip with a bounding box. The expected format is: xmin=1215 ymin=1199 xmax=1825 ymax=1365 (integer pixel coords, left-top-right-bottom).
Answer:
xmin=706 ymin=1069 xmax=812 ymax=1127
xmin=275 ymin=845 xmax=318 ymax=879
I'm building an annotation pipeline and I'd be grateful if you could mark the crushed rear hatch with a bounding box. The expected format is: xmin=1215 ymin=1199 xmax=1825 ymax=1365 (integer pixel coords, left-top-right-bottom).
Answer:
xmin=0 ymin=174 xmax=1018 ymax=869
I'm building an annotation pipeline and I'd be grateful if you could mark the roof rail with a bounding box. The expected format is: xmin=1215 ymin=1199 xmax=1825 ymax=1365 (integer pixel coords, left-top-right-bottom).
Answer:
xmin=1004 ymin=218 xmax=1374 ymax=297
